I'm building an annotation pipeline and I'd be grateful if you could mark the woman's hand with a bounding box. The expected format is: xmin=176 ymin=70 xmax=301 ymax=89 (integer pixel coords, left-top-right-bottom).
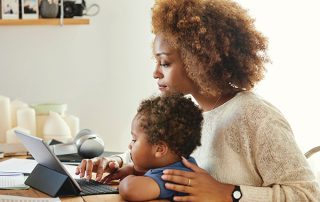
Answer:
xmin=161 ymin=157 xmax=234 ymax=202
xmin=75 ymin=157 xmax=120 ymax=181
xmin=99 ymin=164 xmax=136 ymax=184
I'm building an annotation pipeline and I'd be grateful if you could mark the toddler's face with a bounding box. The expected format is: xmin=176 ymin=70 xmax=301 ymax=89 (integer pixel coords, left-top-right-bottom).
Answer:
xmin=128 ymin=115 xmax=156 ymax=172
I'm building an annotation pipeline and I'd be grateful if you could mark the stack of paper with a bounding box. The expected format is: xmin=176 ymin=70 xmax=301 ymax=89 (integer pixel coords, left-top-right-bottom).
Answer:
xmin=0 ymin=158 xmax=37 ymax=174
xmin=0 ymin=158 xmax=80 ymax=179
xmin=0 ymin=172 xmax=29 ymax=190
xmin=0 ymin=195 xmax=60 ymax=202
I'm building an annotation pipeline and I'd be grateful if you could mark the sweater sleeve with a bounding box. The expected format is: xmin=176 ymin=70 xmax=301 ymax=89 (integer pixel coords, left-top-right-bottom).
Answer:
xmin=110 ymin=150 xmax=132 ymax=165
xmin=241 ymin=108 xmax=320 ymax=201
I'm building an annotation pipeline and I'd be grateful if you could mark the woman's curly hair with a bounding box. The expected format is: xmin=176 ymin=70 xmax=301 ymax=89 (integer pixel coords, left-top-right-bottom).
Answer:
xmin=137 ymin=94 xmax=203 ymax=157
xmin=152 ymin=0 xmax=269 ymax=96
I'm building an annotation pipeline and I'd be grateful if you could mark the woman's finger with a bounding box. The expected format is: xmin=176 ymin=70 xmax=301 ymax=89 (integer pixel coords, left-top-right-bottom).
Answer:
xmin=108 ymin=161 xmax=119 ymax=170
xmin=101 ymin=162 xmax=120 ymax=182
xmin=95 ymin=159 xmax=107 ymax=181
xmin=181 ymin=156 xmax=206 ymax=173
xmin=173 ymin=195 xmax=196 ymax=201
xmin=75 ymin=164 xmax=81 ymax=175
xmin=161 ymin=174 xmax=194 ymax=186
xmin=100 ymin=170 xmax=121 ymax=184
xmin=79 ymin=159 xmax=87 ymax=178
xmin=162 ymin=168 xmax=195 ymax=178
xmin=85 ymin=159 xmax=94 ymax=180
xmin=100 ymin=173 xmax=113 ymax=184
xmin=164 ymin=182 xmax=193 ymax=194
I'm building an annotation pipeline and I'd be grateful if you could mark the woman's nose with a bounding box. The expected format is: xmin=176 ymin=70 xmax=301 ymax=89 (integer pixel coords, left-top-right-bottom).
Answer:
xmin=128 ymin=142 xmax=132 ymax=150
xmin=153 ymin=66 xmax=163 ymax=79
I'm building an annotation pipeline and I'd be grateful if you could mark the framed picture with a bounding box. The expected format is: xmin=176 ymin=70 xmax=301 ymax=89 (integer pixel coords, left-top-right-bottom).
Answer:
xmin=1 ymin=0 xmax=19 ymax=19
xmin=22 ymin=0 xmax=39 ymax=19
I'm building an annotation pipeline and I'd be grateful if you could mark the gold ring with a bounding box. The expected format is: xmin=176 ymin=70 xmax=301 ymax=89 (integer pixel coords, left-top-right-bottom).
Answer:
xmin=188 ymin=178 xmax=191 ymax=186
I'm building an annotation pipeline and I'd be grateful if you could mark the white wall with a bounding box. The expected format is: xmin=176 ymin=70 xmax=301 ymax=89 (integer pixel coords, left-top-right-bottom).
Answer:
xmin=1 ymin=0 xmax=319 ymax=154
xmin=237 ymin=0 xmax=320 ymax=152
xmin=0 ymin=0 xmax=156 ymax=152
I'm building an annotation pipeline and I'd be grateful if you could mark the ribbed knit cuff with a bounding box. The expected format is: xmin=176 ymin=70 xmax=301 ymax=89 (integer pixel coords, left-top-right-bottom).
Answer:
xmin=240 ymin=185 xmax=273 ymax=202
xmin=110 ymin=150 xmax=131 ymax=166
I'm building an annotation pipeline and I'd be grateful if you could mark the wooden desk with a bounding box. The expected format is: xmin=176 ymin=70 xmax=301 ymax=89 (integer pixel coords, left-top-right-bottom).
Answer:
xmin=0 ymin=156 xmax=168 ymax=202
xmin=0 ymin=188 xmax=168 ymax=202
xmin=0 ymin=155 xmax=124 ymax=202
xmin=0 ymin=188 xmax=124 ymax=202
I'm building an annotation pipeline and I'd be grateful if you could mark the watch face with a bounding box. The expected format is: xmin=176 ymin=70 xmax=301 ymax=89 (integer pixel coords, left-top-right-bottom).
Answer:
xmin=233 ymin=190 xmax=242 ymax=199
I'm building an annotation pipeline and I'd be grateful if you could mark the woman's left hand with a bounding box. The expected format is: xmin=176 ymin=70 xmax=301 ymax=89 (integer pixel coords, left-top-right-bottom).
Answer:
xmin=161 ymin=157 xmax=234 ymax=202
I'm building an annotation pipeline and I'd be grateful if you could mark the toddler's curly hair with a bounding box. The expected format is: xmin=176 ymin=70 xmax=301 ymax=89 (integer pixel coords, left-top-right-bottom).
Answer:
xmin=152 ymin=0 xmax=269 ymax=96
xmin=137 ymin=94 xmax=203 ymax=157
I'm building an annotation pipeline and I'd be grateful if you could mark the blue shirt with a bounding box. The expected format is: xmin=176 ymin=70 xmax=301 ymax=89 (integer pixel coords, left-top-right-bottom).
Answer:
xmin=144 ymin=157 xmax=197 ymax=200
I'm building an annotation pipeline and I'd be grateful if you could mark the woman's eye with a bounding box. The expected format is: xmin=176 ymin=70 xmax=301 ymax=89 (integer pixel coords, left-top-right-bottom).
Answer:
xmin=131 ymin=139 xmax=137 ymax=143
xmin=160 ymin=63 xmax=169 ymax=68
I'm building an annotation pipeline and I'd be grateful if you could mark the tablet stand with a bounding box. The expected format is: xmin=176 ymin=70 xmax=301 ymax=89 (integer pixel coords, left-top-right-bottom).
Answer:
xmin=25 ymin=164 xmax=79 ymax=197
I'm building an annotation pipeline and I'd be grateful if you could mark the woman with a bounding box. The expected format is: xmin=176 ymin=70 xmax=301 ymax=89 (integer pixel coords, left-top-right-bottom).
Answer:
xmin=76 ymin=0 xmax=320 ymax=201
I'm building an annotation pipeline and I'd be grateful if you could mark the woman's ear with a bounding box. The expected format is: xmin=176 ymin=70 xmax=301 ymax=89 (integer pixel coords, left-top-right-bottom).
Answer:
xmin=154 ymin=141 xmax=168 ymax=158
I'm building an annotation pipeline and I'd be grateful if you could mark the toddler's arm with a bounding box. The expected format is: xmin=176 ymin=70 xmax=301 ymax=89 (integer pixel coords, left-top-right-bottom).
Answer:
xmin=119 ymin=175 xmax=160 ymax=201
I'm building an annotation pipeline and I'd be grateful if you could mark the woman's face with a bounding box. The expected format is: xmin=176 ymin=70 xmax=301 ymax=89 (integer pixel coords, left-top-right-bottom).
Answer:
xmin=153 ymin=35 xmax=196 ymax=95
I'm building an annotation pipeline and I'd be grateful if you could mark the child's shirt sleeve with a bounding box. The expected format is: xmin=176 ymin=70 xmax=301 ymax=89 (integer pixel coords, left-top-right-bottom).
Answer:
xmin=144 ymin=157 xmax=197 ymax=199
xmin=145 ymin=168 xmax=173 ymax=199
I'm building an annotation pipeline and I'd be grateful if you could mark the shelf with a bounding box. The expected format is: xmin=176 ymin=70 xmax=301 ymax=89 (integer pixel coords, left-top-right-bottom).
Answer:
xmin=0 ymin=18 xmax=90 ymax=26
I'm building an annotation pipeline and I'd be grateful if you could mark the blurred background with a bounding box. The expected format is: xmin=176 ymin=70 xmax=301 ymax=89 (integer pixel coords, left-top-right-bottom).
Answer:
xmin=0 ymin=0 xmax=319 ymax=154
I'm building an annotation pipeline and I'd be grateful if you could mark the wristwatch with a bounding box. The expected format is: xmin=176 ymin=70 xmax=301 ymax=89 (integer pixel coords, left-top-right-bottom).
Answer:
xmin=231 ymin=185 xmax=242 ymax=202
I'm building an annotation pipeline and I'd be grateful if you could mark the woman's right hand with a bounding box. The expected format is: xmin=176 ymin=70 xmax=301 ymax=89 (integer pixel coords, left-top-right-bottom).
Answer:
xmin=75 ymin=157 xmax=120 ymax=181
xmin=99 ymin=164 xmax=136 ymax=184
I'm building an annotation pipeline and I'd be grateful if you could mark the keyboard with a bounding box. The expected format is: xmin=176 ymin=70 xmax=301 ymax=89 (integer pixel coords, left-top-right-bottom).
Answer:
xmin=75 ymin=178 xmax=119 ymax=196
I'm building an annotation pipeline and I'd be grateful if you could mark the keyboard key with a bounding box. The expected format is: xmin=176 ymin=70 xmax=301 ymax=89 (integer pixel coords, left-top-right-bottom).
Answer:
xmin=75 ymin=179 xmax=118 ymax=195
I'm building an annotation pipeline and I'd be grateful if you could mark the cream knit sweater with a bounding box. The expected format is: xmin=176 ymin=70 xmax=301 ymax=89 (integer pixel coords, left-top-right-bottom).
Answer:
xmin=192 ymin=91 xmax=320 ymax=201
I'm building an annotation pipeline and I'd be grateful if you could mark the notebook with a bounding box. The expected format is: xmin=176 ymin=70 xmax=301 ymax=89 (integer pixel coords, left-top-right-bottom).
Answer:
xmin=15 ymin=130 xmax=118 ymax=197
